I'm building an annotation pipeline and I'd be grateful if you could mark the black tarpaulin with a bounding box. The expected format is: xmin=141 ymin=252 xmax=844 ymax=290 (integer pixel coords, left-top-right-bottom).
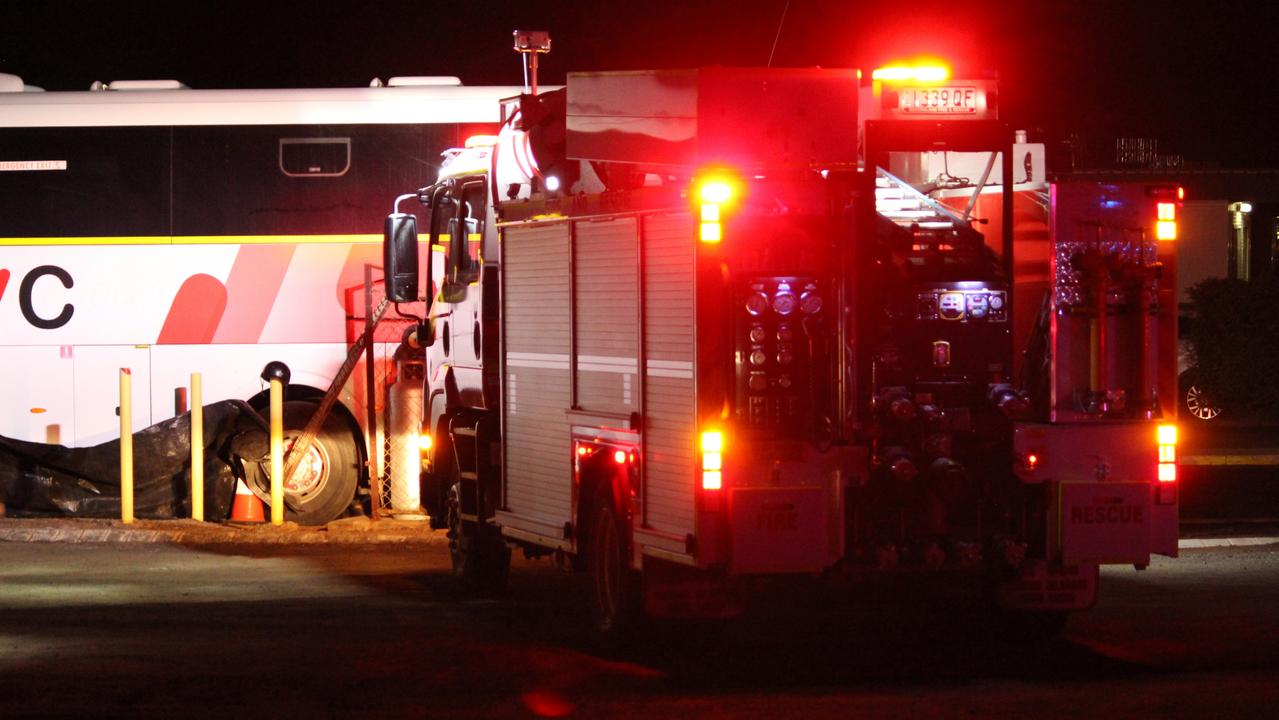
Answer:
xmin=0 ymin=400 xmax=268 ymax=519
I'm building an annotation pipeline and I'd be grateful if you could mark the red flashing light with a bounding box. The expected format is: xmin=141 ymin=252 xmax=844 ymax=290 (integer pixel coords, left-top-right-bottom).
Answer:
xmin=699 ymin=180 xmax=734 ymax=204
xmin=613 ymin=450 xmax=627 ymax=464
xmin=872 ymin=63 xmax=951 ymax=83
xmin=1177 ymin=186 xmax=1186 ymax=201
xmin=701 ymin=430 xmax=724 ymax=491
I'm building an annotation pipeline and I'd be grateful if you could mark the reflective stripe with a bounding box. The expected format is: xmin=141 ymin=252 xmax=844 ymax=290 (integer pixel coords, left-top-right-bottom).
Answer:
xmin=647 ymin=359 xmax=694 ymax=379
xmin=505 ymin=352 xmax=695 ymax=378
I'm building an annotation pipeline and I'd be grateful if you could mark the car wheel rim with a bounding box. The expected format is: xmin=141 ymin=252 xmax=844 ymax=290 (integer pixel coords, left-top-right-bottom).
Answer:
xmin=1185 ymin=385 xmax=1222 ymax=420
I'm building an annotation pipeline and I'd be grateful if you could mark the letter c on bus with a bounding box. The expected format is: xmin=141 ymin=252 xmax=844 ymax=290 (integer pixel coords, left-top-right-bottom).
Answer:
xmin=19 ymin=265 xmax=75 ymax=330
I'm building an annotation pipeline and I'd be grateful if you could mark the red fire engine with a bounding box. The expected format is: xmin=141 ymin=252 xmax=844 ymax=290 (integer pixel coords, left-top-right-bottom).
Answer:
xmin=383 ymin=58 xmax=1180 ymax=633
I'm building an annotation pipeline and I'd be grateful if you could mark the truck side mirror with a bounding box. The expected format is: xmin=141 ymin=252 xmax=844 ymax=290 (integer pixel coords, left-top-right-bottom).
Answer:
xmin=383 ymin=212 xmax=419 ymax=303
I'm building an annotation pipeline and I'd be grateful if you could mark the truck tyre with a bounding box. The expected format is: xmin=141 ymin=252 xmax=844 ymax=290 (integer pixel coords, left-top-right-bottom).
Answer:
xmin=586 ymin=491 xmax=642 ymax=636
xmin=267 ymin=400 xmax=361 ymax=525
xmin=444 ymin=455 xmax=510 ymax=593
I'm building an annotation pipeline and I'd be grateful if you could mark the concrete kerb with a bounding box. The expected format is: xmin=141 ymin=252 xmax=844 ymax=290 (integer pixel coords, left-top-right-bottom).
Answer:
xmin=1178 ymin=536 xmax=1279 ymax=549
xmin=0 ymin=516 xmax=445 ymax=545
xmin=3 ymin=516 xmax=1275 ymax=549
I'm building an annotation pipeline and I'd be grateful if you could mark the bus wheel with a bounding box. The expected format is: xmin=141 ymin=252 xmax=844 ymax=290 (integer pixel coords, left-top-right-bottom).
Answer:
xmin=272 ymin=400 xmax=360 ymax=525
xmin=445 ymin=455 xmax=510 ymax=592
xmin=586 ymin=491 xmax=642 ymax=636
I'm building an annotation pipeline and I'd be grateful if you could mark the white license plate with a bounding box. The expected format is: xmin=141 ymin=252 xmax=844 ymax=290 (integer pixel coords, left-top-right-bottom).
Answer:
xmin=899 ymin=87 xmax=979 ymax=114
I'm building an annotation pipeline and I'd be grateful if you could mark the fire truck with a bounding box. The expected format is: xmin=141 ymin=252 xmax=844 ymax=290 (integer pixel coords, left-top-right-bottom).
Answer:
xmin=383 ymin=61 xmax=1180 ymax=632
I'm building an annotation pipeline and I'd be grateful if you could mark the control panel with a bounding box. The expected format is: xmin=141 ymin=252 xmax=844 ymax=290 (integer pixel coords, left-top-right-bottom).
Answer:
xmin=916 ymin=287 xmax=1007 ymax=323
xmin=735 ymin=277 xmax=825 ymax=431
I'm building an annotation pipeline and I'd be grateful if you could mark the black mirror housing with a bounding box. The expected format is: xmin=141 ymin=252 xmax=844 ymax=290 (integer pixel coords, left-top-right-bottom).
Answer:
xmin=383 ymin=212 xmax=419 ymax=303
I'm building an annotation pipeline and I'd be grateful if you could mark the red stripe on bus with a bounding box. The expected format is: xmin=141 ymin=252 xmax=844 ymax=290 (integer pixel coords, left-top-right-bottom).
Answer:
xmin=212 ymin=244 xmax=297 ymax=344
xmin=157 ymin=273 xmax=228 ymax=344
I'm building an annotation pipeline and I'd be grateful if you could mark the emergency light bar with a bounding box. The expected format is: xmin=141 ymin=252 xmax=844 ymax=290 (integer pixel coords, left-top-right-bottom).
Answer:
xmin=871 ymin=64 xmax=951 ymax=82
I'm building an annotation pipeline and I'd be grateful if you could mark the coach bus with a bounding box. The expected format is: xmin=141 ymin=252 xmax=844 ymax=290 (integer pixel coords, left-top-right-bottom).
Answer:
xmin=0 ymin=74 xmax=520 ymax=522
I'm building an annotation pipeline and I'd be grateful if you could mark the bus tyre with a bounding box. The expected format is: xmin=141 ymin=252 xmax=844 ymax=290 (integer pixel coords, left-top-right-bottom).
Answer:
xmin=586 ymin=491 xmax=642 ymax=636
xmin=445 ymin=458 xmax=510 ymax=593
xmin=275 ymin=400 xmax=360 ymax=526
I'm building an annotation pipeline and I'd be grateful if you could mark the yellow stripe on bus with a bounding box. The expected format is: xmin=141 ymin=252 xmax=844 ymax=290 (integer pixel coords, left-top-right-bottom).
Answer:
xmin=0 ymin=234 xmax=383 ymax=246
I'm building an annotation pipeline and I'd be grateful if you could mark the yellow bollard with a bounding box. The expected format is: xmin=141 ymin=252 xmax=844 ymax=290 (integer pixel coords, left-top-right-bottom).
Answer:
xmin=119 ymin=368 xmax=134 ymax=524
xmin=269 ymin=377 xmax=285 ymax=525
xmin=190 ymin=373 xmax=204 ymax=522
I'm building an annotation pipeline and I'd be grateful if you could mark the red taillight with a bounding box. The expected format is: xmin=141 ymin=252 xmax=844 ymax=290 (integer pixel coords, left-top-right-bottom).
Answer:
xmin=694 ymin=172 xmax=741 ymax=245
xmin=1156 ymin=202 xmax=1177 ymax=241
xmin=1156 ymin=423 xmax=1177 ymax=504
xmin=701 ymin=431 xmax=724 ymax=491
xmin=699 ymin=181 xmax=734 ymax=205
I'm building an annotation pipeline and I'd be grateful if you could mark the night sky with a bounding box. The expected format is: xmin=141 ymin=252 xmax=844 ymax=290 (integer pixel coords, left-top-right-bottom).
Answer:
xmin=5 ymin=0 xmax=1279 ymax=167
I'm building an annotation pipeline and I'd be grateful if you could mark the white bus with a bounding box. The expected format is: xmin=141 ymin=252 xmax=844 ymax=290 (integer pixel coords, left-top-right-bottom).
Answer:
xmin=0 ymin=74 xmax=521 ymax=522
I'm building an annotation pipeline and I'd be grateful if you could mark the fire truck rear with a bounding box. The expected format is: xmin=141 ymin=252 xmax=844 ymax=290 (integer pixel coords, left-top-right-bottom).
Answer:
xmin=382 ymin=62 xmax=1180 ymax=633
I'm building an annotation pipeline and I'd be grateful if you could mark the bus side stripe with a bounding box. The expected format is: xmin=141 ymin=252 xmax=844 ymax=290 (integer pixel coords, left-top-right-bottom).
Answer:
xmin=158 ymin=274 xmax=228 ymax=345
xmin=212 ymin=245 xmax=297 ymax=344
xmin=0 ymin=234 xmax=381 ymax=246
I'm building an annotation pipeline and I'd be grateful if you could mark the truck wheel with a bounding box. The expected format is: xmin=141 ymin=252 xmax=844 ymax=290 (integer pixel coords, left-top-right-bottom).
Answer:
xmin=445 ymin=456 xmax=510 ymax=592
xmin=266 ymin=400 xmax=360 ymax=525
xmin=586 ymin=491 xmax=642 ymax=635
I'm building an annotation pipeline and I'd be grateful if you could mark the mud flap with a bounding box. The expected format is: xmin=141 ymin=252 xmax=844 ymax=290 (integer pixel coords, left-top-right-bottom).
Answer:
xmin=729 ymin=486 xmax=836 ymax=574
xmin=1054 ymin=481 xmax=1152 ymax=566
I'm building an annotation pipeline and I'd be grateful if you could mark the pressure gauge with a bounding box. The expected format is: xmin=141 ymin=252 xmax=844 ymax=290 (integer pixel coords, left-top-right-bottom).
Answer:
xmin=800 ymin=291 xmax=822 ymax=314
xmin=745 ymin=292 xmax=769 ymax=316
xmin=772 ymin=291 xmax=797 ymax=316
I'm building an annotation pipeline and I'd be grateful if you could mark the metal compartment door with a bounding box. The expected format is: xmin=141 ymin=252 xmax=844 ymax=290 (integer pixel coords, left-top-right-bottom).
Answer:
xmin=502 ymin=221 xmax=573 ymax=531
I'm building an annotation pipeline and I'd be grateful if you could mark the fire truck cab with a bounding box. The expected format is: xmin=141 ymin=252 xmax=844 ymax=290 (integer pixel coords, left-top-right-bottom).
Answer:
xmin=384 ymin=64 xmax=1180 ymax=632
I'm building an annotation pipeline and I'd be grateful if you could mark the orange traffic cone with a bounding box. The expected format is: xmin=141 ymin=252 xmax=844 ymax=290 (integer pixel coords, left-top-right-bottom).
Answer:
xmin=230 ymin=478 xmax=265 ymax=522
